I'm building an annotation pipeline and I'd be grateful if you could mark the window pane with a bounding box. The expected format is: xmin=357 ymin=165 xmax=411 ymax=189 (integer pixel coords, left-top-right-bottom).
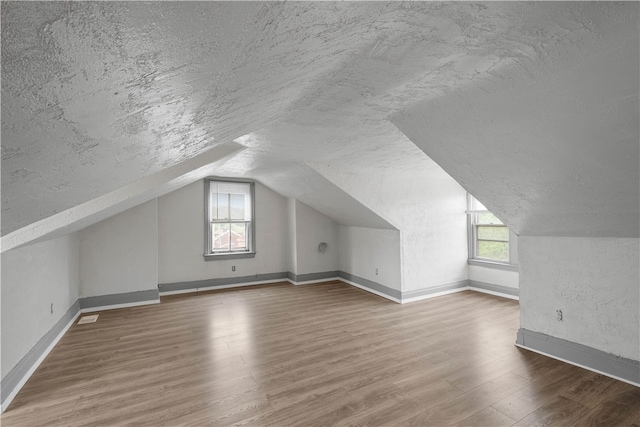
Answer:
xmin=477 ymin=241 xmax=509 ymax=262
xmin=230 ymin=223 xmax=248 ymax=251
xmin=230 ymin=194 xmax=245 ymax=220
xmin=477 ymin=226 xmax=509 ymax=241
xmin=216 ymin=193 xmax=229 ymax=220
xmin=212 ymin=223 xmax=230 ymax=251
xmin=477 ymin=212 xmax=504 ymax=225
xmin=206 ymin=180 xmax=254 ymax=255
xmin=210 ymin=191 xmax=218 ymax=221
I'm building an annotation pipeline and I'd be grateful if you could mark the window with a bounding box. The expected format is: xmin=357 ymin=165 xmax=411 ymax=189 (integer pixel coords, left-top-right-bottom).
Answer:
xmin=205 ymin=179 xmax=255 ymax=259
xmin=467 ymin=194 xmax=518 ymax=270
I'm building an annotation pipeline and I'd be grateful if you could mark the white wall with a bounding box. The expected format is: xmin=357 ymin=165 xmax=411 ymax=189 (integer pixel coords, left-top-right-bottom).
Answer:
xmin=158 ymin=180 xmax=288 ymax=283
xmin=519 ymin=236 xmax=639 ymax=361
xmin=469 ymin=265 xmax=519 ymax=289
xmin=293 ymin=200 xmax=338 ymax=275
xmin=1 ymin=234 xmax=80 ymax=378
xmin=313 ymin=159 xmax=468 ymax=292
xmin=338 ymin=226 xmax=401 ymax=291
xmin=79 ymin=199 xmax=159 ymax=297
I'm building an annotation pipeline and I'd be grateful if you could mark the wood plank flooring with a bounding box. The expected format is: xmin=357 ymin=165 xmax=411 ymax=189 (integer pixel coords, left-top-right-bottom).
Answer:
xmin=2 ymin=281 xmax=639 ymax=426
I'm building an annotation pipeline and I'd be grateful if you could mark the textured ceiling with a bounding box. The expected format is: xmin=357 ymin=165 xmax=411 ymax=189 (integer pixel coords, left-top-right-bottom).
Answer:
xmin=2 ymin=2 xmax=638 ymax=242
xmin=394 ymin=2 xmax=639 ymax=237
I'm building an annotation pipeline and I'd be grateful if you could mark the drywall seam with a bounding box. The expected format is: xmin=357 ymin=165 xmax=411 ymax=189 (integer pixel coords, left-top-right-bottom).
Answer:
xmin=516 ymin=328 xmax=640 ymax=386
xmin=1 ymin=301 xmax=81 ymax=413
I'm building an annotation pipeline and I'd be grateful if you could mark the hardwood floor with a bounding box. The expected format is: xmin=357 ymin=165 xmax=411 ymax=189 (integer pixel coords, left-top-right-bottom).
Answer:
xmin=3 ymin=281 xmax=639 ymax=426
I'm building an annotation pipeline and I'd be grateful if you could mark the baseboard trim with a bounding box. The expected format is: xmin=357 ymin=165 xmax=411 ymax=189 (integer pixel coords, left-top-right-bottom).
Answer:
xmin=1 ymin=301 xmax=81 ymax=413
xmin=2 ymin=275 xmax=521 ymax=413
xmin=2 ymin=289 xmax=161 ymax=413
xmin=80 ymin=299 xmax=160 ymax=313
xmin=159 ymin=278 xmax=290 ymax=295
xmin=469 ymin=280 xmax=519 ymax=300
xmin=337 ymin=271 xmax=402 ymax=302
xmin=516 ymin=328 xmax=640 ymax=386
xmin=288 ymin=271 xmax=339 ymax=285
xmin=158 ymin=273 xmax=520 ymax=304
xmin=288 ymin=277 xmax=339 ymax=286
xmin=401 ymin=280 xmax=469 ymax=303
xmin=158 ymin=272 xmax=289 ymax=295
xmin=79 ymin=289 xmax=160 ymax=311
xmin=334 ymin=275 xmax=517 ymax=304
xmin=338 ymin=278 xmax=401 ymax=303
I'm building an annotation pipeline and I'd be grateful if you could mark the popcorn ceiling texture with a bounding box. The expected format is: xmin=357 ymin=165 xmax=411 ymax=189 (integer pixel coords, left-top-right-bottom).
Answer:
xmin=1 ymin=2 xmax=638 ymax=244
xmin=393 ymin=3 xmax=639 ymax=238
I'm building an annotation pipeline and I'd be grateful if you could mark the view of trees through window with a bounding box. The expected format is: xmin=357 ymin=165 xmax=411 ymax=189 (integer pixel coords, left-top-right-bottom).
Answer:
xmin=476 ymin=211 xmax=509 ymax=262
xmin=468 ymin=195 xmax=510 ymax=263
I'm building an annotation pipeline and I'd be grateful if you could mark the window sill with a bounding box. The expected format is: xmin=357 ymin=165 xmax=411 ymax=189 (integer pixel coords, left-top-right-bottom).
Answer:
xmin=204 ymin=252 xmax=256 ymax=261
xmin=467 ymin=259 xmax=519 ymax=272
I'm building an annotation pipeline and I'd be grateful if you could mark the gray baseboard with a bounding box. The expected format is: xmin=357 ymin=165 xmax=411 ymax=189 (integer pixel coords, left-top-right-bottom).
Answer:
xmin=1 ymin=300 xmax=80 ymax=408
xmin=158 ymin=272 xmax=289 ymax=293
xmin=80 ymin=289 xmax=160 ymax=309
xmin=469 ymin=280 xmax=519 ymax=298
xmin=402 ymin=280 xmax=468 ymax=301
xmin=1 ymin=274 xmax=523 ymax=411
xmin=516 ymin=328 xmax=640 ymax=385
xmin=337 ymin=271 xmax=402 ymax=300
xmin=289 ymin=271 xmax=338 ymax=283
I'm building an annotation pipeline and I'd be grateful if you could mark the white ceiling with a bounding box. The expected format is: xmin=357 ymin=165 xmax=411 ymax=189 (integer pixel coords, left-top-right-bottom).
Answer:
xmin=395 ymin=2 xmax=639 ymax=238
xmin=2 ymin=2 xmax=638 ymax=243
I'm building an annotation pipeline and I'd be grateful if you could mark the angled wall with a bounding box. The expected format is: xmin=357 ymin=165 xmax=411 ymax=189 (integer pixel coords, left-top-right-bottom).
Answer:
xmin=288 ymin=200 xmax=339 ymax=280
xmin=393 ymin=2 xmax=640 ymax=379
xmin=519 ymin=237 xmax=639 ymax=361
xmin=311 ymin=152 xmax=468 ymax=294
xmin=392 ymin=5 xmax=639 ymax=239
xmin=79 ymin=199 xmax=159 ymax=306
xmin=338 ymin=226 xmax=402 ymax=297
xmin=1 ymin=234 xmax=80 ymax=407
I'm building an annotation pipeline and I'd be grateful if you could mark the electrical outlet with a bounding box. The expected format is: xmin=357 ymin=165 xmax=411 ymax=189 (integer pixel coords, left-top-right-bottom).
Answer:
xmin=232 ymin=265 xmax=236 ymax=272
xmin=375 ymin=268 xmax=378 ymax=275
xmin=556 ymin=309 xmax=563 ymax=321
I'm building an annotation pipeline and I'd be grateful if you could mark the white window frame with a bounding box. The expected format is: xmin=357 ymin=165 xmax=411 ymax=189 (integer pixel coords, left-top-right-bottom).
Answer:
xmin=467 ymin=194 xmax=518 ymax=271
xmin=204 ymin=178 xmax=256 ymax=260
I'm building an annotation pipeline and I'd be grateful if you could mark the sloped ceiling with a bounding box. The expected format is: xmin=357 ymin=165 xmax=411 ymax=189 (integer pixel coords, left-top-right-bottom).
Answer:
xmin=394 ymin=2 xmax=639 ymax=238
xmin=2 ymin=2 xmax=638 ymax=245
